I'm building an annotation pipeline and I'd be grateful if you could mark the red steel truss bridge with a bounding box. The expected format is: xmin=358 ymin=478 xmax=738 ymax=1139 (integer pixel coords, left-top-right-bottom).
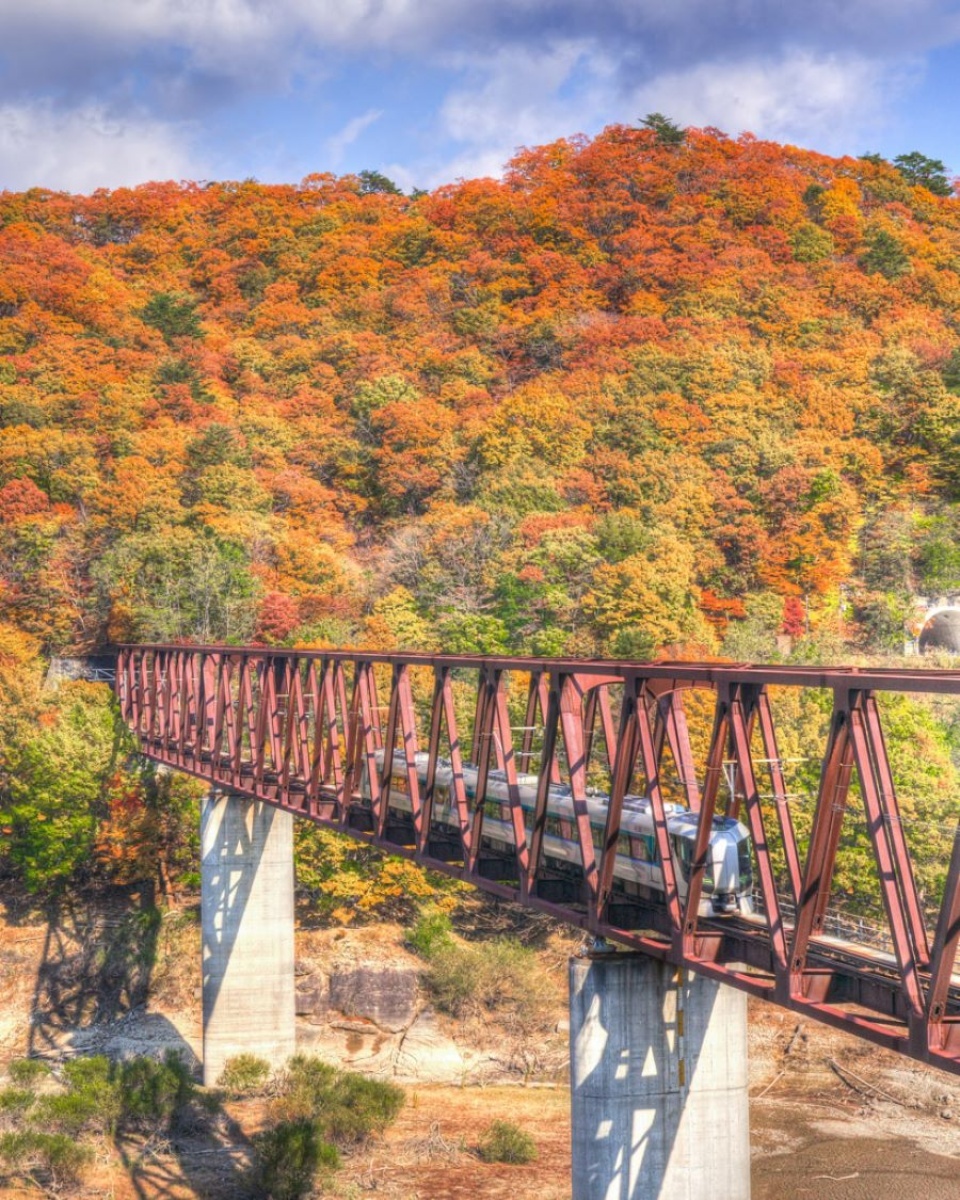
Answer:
xmin=117 ymin=645 xmax=960 ymax=1075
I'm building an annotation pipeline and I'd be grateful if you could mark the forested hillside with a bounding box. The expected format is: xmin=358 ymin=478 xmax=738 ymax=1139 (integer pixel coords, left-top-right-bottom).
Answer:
xmin=1 ymin=122 xmax=959 ymax=664
xmin=3 ymin=122 xmax=960 ymax=901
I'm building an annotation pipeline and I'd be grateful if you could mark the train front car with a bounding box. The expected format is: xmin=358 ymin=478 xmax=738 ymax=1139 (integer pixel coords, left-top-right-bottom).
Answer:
xmin=666 ymin=812 xmax=754 ymax=916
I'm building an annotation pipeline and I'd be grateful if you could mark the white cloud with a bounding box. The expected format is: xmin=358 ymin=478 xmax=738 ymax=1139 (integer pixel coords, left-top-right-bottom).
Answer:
xmin=291 ymin=0 xmax=960 ymax=60
xmin=628 ymin=50 xmax=920 ymax=153
xmin=0 ymin=102 xmax=203 ymax=192
xmin=404 ymin=41 xmax=917 ymax=188
xmin=0 ymin=0 xmax=958 ymax=189
xmin=438 ymin=43 xmax=599 ymax=144
xmin=2 ymin=1 xmax=276 ymax=72
xmin=325 ymin=109 xmax=383 ymax=166
xmin=5 ymin=0 xmax=959 ymax=95
xmin=407 ymin=42 xmax=616 ymax=186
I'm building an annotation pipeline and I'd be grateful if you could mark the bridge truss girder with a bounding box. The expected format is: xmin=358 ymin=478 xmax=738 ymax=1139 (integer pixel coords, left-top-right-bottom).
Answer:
xmin=116 ymin=645 xmax=960 ymax=1075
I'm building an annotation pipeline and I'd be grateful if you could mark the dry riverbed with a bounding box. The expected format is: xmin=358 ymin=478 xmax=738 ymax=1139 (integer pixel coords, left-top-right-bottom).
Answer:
xmin=2 ymin=895 xmax=960 ymax=1197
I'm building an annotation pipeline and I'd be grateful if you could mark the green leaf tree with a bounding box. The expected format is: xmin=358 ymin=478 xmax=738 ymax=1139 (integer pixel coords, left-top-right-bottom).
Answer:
xmin=640 ymin=113 xmax=687 ymax=147
xmin=140 ymin=291 xmax=203 ymax=343
xmin=0 ymin=680 xmax=130 ymax=892
xmin=859 ymin=228 xmax=911 ymax=279
xmin=94 ymin=529 xmax=258 ymax=644
xmin=357 ymin=170 xmax=403 ymax=196
xmin=893 ymin=151 xmax=953 ymax=197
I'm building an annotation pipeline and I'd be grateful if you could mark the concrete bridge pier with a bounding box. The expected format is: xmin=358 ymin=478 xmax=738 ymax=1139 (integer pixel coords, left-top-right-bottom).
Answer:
xmin=200 ymin=792 xmax=296 ymax=1087
xmin=569 ymin=952 xmax=750 ymax=1200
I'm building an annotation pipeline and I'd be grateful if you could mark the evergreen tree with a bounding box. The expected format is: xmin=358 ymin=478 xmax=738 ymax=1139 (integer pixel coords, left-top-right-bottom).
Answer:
xmin=640 ymin=113 xmax=686 ymax=147
xmin=893 ymin=151 xmax=952 ymax=197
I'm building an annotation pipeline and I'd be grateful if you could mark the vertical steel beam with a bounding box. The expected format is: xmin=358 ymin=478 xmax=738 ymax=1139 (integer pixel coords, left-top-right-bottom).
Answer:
xmin=789 ymin=690 xmax=855 ymax=994
xmin=862 ymin=693 xmax=930 ymax=967
xmin=596 ymin=678 xmax=639 ymax=921
xmin=526 ymin=672 xmax=561 ymax=897
xmin=928 ymin=821 xmax=960 ymax=1043
xmin=395 ymin=663 xmax=423 ymax=844
xmin=440 ymin=668 xmax=473 ymax=861
xmin=637 ymin=683 xmax=683 ymax=936
xmin=847 ymin=691 xmax=925 ymax=1018
xmin=468 ymin=666 xmax=499 ymax=875
xmin=494 ymin=677 xmax=529 ymax=886
xmin=559 ymin=674 xmax=599 ymax=912
xmin=664 ymin=687 xmax=702 ymax=813
xmin=682 ymin=692 xmax=725 ymax=955
xmin=728 ymin=683 xmax=788 ymax=975
xmin=755 ymin=688 xmax=802 ymax=908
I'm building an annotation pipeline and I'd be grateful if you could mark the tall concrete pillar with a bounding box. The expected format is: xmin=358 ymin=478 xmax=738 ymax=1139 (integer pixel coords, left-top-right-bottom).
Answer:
xmin=201 ymin=792 xmax=296 ymax=1087
xmin=569 ymin=952 xmax=750 ymax=1200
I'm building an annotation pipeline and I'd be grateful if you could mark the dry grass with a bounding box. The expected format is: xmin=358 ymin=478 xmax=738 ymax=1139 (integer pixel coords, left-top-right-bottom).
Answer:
xmin=148 ymin=908 xmax=201 ymax=1010
xmin=330 ymin=1085 xmax=571 ymax=1200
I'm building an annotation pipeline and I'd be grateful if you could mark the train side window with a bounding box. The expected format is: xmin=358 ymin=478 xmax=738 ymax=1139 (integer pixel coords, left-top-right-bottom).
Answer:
xmin=545 ymin=816 xmax=564 ymax=838
xmin=617 ymin=834 xmax=631 ymax=856
xmin=644 ymin=834 xmax=657 ymax=863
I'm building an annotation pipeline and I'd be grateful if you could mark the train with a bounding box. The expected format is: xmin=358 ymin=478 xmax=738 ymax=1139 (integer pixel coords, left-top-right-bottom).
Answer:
xmin=360 ymin=749 xmax=755 ymax=917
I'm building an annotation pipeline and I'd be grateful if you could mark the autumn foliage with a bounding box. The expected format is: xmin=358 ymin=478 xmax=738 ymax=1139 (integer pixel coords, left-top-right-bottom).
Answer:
xmin=0 ymin=125 xmax=958 ymax=663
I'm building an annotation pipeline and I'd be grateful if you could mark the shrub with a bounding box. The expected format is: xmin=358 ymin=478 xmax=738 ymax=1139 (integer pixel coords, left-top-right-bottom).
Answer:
xmin=423 ymin=942 xmax=478 ymax=1014
xmin=252 ymin=1118 xmax=339 ymax=1200
xmin=0 ymin=1088 xmax=34 ymax=1116
xmin=7 ymin=1059 xmax=50 ymax=1087
xmin=323 ymin=1073 xmax=405 ymax=1144
xmin=406 ymin=907 xmax=454 ymax=958
xmin=117 ymin=1052 xmax=194 ymax=1131
xmin=271 ymin=1057 xmax=404 ymax=1146
xmin=0 ymin=1130 xmax=92 ymax=1189
xmin=218 ymin=1053 xmax=272 ymax=1097
xmin=0 ymin=1054 xmax=203 ymax=1192
xmin=476 ymin=1120 xmax=538 ymax=1164
xmin=35 ymin=1089 xmax=109 ymax=1138
xmin=423 ymin=937 xmax=558 ymax=1033
xmin=272 ymin=1056 xmax=338 ymax=1122
xmin=36 ymin=1057 xmax=121 ymax=1136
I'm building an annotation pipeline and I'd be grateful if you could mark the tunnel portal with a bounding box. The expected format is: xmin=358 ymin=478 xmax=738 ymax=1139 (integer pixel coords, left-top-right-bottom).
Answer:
xmin=919 ymin=606 xmax=960 ymax=653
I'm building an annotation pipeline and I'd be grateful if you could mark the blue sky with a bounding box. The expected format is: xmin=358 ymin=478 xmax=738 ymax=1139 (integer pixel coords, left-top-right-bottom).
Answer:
xmin=1 ymin=0 xmax=959 ymax=194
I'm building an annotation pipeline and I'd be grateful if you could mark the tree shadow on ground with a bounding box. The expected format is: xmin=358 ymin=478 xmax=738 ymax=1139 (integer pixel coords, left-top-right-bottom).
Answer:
xmin=28 ymin=882 xmax=162 ymax=1057
xmin=114 ymin=1090 xmax=256 ymax=1200
xmin=16 ymin=883 xmax=256 ymax=1198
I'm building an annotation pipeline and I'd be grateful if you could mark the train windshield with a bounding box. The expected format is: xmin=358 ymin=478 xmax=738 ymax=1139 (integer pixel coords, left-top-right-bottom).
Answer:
xmin=672 ymin=834 xmax=714 ymax=892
